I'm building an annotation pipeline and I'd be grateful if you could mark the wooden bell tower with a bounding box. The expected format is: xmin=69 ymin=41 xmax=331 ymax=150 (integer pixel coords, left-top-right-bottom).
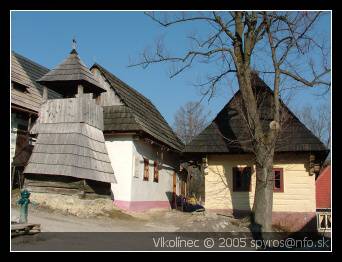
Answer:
xmin=24 ymin=42 xmax=116 ymax=196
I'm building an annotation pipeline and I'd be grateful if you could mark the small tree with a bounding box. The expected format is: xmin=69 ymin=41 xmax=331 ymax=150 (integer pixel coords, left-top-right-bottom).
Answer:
xmin=130 ymin=11 xmax=331 ymax=233
xmin=173 ymin=101 xmax=209 ymax=144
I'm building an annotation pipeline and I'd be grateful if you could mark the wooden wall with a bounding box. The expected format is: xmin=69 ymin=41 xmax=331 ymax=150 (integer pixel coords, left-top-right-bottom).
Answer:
xmin=24 ymin=174 xmax=111 ymax=198
xmin=204 ymin=153 xmax=316 ymax=213
xmin=38 ymin=96 xmax=104 ymax=130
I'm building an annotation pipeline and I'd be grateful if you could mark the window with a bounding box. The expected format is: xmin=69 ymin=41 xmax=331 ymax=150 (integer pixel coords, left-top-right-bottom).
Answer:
xmin=143 ymin=158 xmax=149 ymax=181
xmin=233 ymin=167 xmax=252 ymax=192
xmin=273 ymin=168 xmax=284 ymax=192
xmin=153 ymin=161 xmax=159 ymax=182
xmin=13 ymin=83 xmax=28 ymax=93
xmin=317 ymin=213 xmax=331 ymax=231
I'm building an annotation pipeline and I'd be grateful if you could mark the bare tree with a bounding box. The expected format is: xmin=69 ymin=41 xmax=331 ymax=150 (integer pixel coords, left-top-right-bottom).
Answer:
xmin=130 ymin=11 xmax=331 ymax=233
xmin=173 ymin=101 xmax=210 ymax=144
xmin=296 ymin=103 xmax=331 ymax=149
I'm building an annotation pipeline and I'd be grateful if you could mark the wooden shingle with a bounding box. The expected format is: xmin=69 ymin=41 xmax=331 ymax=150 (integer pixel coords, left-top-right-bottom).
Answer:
xmin=24 ymin=97 xmax=116 ymax=183
xmin=11 ymin=52 xmax=62 ymax=112
xmin=184 ymin=74 xmax=329 ymax=156
xmin=37 ymin=49 xmax=105 ymax=94
xmin=93 ymin=64 xmax=184 ymax=152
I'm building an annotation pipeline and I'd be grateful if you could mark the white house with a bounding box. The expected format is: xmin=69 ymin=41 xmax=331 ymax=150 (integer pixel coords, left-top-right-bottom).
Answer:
xmin=91 ymin=64 xmax=185 ymax=211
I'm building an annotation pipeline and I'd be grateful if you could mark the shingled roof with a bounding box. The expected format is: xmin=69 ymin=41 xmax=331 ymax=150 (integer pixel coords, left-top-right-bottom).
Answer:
xmin=92 ymin=64 xmax=184 ymax=152
xmin=184 ymin=74 xmax=329 ymax=156
xmin=11 ymin=52 xmax=61 ymax=112
xmin=37 ymin=49 xmax=105 ymax=94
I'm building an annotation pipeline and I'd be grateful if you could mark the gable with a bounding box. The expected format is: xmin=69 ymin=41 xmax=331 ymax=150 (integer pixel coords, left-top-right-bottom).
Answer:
xmin=91 ymin=67 xmax=123 ymax=106
xmin=91 ymin=64 xmax=184 ymax=152
xmin=185 ymin=75 xmax=329 ymax=156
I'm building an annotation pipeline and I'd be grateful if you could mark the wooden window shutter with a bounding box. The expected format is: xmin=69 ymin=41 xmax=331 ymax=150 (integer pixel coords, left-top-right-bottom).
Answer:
xmin=143 ymin=158 xmax=149 ymax=181
xmin=153 ymin=161 xmax=159 ymax=183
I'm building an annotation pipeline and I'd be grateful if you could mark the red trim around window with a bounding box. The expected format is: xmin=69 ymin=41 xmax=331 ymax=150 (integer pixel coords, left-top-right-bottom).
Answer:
xmin=273 ymin=168 xmax=284 ymax=192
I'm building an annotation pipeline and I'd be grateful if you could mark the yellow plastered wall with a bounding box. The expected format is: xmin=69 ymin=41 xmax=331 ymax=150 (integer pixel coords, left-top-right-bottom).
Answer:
xmin=205 ymin=154 xmax=316 ymax=212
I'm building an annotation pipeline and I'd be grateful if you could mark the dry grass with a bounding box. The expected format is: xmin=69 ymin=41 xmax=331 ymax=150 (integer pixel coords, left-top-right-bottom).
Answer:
xmin=23 ymin=192 xmax=137 ymax=220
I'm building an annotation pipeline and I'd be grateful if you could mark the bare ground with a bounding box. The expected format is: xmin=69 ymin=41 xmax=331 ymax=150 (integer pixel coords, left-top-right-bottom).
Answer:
xmin=11 ymin=190 xmax=252 ymax=232
xmin=11 ymin=205 xmax=251 ymax=232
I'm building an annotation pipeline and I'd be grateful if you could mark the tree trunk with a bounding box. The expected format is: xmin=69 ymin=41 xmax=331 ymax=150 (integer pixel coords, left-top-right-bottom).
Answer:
xmin=253 ymin=154 xmax=274 ymax=233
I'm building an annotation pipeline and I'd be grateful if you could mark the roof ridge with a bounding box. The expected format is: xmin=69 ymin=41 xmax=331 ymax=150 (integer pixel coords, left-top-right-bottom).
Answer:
xmin=12 ymin=51 xmax=50 ymax=72
xmin=92 ymin=64 xmax=145 ymax=132
xmin=184 ymin=75 xmax=329 ymax=154
xmin=93 ymin=63 xmax=184 ymax=151
xmin=92 ymin=63 xmax=157 ymax=108
xmin=92 ymin=63 xmax=182 ymax=133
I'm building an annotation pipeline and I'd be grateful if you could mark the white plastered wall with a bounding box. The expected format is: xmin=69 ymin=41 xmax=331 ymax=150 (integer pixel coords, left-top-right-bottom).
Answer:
xmin=105 ymin=136 xmax=134 ymax=201
xmin=130 ymin=139 xmax=178 ymax=202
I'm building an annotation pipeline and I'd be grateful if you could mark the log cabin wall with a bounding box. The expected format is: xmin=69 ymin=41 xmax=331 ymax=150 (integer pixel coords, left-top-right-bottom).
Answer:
xmin=24 ymin=174 xmax=112 ymax=198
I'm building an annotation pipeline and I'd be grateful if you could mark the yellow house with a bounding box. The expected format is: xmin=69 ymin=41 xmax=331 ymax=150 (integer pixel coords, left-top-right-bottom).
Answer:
xmin=184 ymin=75 xmax=329 ymax=232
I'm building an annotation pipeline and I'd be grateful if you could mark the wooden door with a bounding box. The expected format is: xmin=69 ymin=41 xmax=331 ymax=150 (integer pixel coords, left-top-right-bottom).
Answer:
xmin=181 ymin=181 xmax=186 ymax=196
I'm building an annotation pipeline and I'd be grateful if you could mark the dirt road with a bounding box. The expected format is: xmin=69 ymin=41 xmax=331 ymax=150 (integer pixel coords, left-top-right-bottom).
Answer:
xmin=11 ymin=206 xmax=250 ymax=232
xmin=11 ymin=207 xmax=253 ymax=251
xmin=11 ymin=207 xmax=180 ymax=232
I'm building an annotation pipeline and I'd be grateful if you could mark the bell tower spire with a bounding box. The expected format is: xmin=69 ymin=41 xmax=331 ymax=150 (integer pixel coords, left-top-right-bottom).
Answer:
xmin=37 ymin=40 xmax=105 ymax=97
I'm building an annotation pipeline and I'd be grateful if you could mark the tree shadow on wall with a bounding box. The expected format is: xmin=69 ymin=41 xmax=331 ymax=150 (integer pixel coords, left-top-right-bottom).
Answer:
xmin=209 ymin=165 xmax=252 ymax=219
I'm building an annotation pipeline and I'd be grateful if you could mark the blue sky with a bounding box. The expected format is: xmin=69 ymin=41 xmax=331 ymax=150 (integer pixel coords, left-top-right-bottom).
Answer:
xmin=11 ymin=11 xmax=331 ymax=127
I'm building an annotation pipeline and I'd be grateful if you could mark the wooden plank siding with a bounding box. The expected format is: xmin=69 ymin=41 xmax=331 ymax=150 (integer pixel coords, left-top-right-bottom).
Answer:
xmin=24 ymin=174 xmax=111 ymax=197
xmin=205 ymin=154 xmax=316 ymax=212
xmin=38 ymin=97 xmax=104 ymax=130
xmin=24 ymin=97 xmax=116 ymax=184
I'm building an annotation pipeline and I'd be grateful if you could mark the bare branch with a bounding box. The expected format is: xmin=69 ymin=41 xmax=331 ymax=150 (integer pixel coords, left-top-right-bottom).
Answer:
xmin=144 ymin=11 xmax=215 ymax=27
xmin=280 ymin=69 xmax=331 ymax=87
xmin=212 ymin=11 xmax=236 ymax=41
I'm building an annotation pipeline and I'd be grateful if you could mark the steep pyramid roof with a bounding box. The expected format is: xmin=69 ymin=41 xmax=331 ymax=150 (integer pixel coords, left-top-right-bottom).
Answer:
xmin=37 ymin=49 xmax=105 ymax=94
xmin=184 ymin=74 xmax=329 ymax=158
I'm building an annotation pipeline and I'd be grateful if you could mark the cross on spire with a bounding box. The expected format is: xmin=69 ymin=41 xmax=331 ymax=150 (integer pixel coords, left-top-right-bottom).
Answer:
xmin=72 ymin=37 xmax=77 ymax=50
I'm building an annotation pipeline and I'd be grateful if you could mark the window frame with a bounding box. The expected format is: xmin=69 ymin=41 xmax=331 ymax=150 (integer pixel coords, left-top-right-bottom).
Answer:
xmin=153 ymin=160 xmax=159 ymax=183
xmin=232 ymin=167 xmax=252 ymax=192
xmin=273 ymin=168 xmax=284 ymax=193
xmin=143 ymin=158 xmax=149 ymax=181
xmin=317 ymin=212 xmax=331 ymax=231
